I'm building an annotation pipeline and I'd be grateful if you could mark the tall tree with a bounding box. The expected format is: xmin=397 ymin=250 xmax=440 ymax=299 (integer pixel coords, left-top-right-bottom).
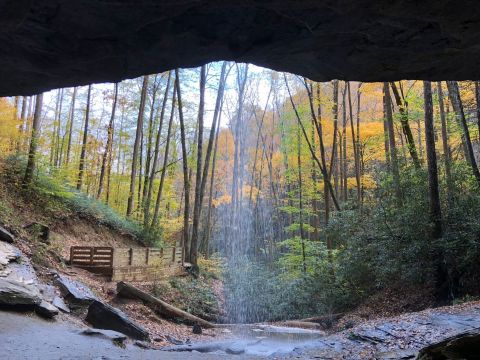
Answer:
xmin=446 ymin=81 xmax=480 ymax=185
xmin=97 ymin=83 xmax=118 ymax=200
xmin=437 ymin=82 xmax=453 ymax=202
xmin=23 ymin=94 xmax=43 ymax=187
xmin=175 ymin=69 xmax=190 ymax=264
xmin=383 ymin=82 xmax=402 ymax=201
xmin=151 ymin=77 xmax=177 ymax=228
xmin=190 ymin=65 xmax=207 ymax=266
xmin=145 ymin=71 xmax=172 ymax=226
xmin=77 ymin=85 xmax=92 ymax=190
xmin=390 ymin=82 xmax=421 ymax=168
xmin=423 ymin=81 xmax=442 ymax=239
xmin=65 ymin=87 xmax=77 ymax=165
xmin=127 ymin=75 xmax=149 ymax=217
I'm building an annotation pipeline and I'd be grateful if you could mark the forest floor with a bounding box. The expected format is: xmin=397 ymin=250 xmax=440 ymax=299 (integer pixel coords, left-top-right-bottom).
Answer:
xmin=0 ymin=169 xmax=227 ymax=347
xmin=2 ymin=168 xmax=480 ymax=359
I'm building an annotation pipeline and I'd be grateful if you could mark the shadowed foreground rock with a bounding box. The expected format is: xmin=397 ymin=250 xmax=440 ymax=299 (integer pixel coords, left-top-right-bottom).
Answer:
xmin=0 ymin=278 xmax=40 ymax=306
xmin=1 ymin=1 xmax=480 ymax=96
xmin=86 ymin=300 xmax=150 ymax=341
xmin=416 ymin=330 xmax=480 ymax=360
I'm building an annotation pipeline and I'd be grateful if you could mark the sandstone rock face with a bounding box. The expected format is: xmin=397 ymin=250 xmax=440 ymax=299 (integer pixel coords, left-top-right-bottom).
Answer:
xmin=1 ymin=0 xmax=480 ymax=96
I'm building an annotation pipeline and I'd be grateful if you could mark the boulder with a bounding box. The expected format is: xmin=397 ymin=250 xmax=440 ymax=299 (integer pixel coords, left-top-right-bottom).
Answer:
xmin=417 ymin=330 xmax=480 ymax=360
xmin=0 ymin=278 xmax=41 ymax=306
xmin=0 ymin=226 xmax=14 ymax=243
xmin=35 ymin=300 xmax=59 ymax=319
xmin=55 ymin=274 xmax=97 ymax=306
xmin=85 ymin=300 xmax=150 ymax=341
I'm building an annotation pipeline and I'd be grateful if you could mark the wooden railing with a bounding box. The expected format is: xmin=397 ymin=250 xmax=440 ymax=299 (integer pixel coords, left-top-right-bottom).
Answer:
xmin=69 ymin=245 xmax=183 ymax=280
xmin=70 ymin=246 xmax=114 ymax=268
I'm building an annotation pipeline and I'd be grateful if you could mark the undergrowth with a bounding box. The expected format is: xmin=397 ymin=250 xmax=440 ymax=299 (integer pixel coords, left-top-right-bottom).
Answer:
xmin=1 ymin=154 xmax=161 ymax=245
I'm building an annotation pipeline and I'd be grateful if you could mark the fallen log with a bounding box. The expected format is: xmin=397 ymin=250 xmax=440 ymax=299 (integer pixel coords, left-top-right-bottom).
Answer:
xmin=116 ymin=281 xmax=215 ymax=329
xmin=280 ymin=320 xmax=322 ymax=330
xmin=300 ymin=313 xmax=344 ymax=324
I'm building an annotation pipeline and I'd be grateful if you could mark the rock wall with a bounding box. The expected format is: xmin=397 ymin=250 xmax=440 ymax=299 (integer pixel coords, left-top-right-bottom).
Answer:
xmin=1 ymin=0 xmax=480 ymax=95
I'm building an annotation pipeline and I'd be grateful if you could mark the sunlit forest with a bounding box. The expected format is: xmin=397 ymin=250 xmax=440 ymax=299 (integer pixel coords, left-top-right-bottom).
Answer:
xmin=1 ymin=63 xmax=480 ymax=321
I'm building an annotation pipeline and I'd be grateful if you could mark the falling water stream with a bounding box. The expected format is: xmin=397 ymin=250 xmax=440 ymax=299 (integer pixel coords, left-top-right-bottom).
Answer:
xmin=177 ymin=66 xmax=324 ymax=356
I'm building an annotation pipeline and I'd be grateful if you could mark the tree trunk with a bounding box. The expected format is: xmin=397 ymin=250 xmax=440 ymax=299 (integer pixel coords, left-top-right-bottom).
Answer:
xmin=97 ymin=83 xmax=118 ymax=200
xmin=175 ymin=69 xmax=191 ymax=264
xmin=423 ymin=81 xmax=442 ymax=239
xmin=190 ymin=65 xmax=207 ymax=267
xmin=390 ymin=82 xmax=421 ymax=168
xmin=145 ymin=72 xmax=172 ymax=226
xmin=23 ymin=93 xmax=43 ymax=187
xmin=151 ymin=78 xmax=177 ymax=228
xmin=65 ymin=87 xmax=77 ymax=166
xmin=127 ymin=75 xmax=149 ymax=217
xmin=202 ymin=101 xmax=223 ymax=258
xmin=347 ymin=82 xmax=361 ymax=206
xmin=117 ymin=282 xmax=215 ymax=328
xmin=77 ymin=85 xmax=92 ymax=190
xmin=446 ymin=81 xmax=480 ymax=184
xmin=297 ymin=126 xmax=307 ymax=274
xmin=142 ymin=76 xmax=160 ymax=213
xmin=437 ymin=82 xmax=453 ymax=203
xmin=383 ymin=82 xmax=402 ymax=201
xmin=341 ymin=84 xmax=348 ymax=202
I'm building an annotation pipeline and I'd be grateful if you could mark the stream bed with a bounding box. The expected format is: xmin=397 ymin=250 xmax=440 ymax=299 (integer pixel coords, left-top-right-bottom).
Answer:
xmin=165 ymin=324 xmax=325 ymax=356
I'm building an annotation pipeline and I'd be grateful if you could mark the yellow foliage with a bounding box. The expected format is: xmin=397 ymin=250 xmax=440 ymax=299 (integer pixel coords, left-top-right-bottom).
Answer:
xmin=0 ymin=98 xmax=20 ymax=154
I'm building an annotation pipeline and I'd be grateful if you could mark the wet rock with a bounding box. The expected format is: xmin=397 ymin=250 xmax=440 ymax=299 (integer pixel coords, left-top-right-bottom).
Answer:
xmin=417 ymin=329 xmax=480 ymax=360
xmin=134 ymin=340 xmax=154 ymax=349
xmin=165 ymin=335 xmax=185 ymax=345
xmin=38 ymin=283 xmax=56 ymax=302
xmin=55 ymin=274 xmax=97 ymax=306
xmin=0 ymin=241 xmax=21 ymax=267
xmin=0 ymin=278 xmax=41 ymax=306
xmin=52 ymin=296 xmax=70 ymax=313
xmin=35 ymin=300 xmax=59 ymax=319
xmin=376 ymin=349 xmax=416 ymax=359
xmin=0 ymin=225 xmax=14 ymax=243
xmin=226 ymin=343 xmax=246 ymax=355
xmin=192 ymin=323 xmax=202 ymax=334
xmin=86 ymin=300 xmax=150 ymax=341
xmin=80 ymin=328 xmax=127 ymax=347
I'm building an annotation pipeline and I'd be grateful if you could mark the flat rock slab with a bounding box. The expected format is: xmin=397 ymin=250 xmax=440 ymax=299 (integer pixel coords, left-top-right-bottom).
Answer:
xmin=0 ymin=226 xmax=14 ymax=243
xmin=55 ymin=274 xmax=97 ymax=306
xmin=35 ymin=300 xmax=59 ymax=319
xmin=81 ymin=328 xmax=127 ymax=346
xmin=0 ymin=278 xmax=41 ymax=306
xmin=86 ymin=300 xmax=150 ymax=341
xmin=52 ymin=296 xmax=70 ymax=313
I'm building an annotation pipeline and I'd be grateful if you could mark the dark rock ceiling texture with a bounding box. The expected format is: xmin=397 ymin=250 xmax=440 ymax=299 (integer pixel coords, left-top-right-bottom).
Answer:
xmin=1 ymin=0 xmax=479 ymax=96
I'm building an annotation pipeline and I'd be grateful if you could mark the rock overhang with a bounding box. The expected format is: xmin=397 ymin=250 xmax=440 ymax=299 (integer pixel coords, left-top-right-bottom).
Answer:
xmin=1 ymin=0 xmax=480 ymax=96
